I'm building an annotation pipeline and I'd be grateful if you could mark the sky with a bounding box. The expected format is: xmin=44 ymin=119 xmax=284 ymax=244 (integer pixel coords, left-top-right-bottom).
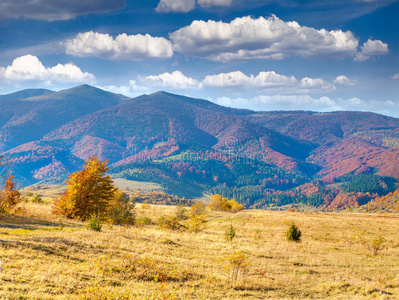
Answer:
xmin=0 ymin=0 xmax=398 ymax=116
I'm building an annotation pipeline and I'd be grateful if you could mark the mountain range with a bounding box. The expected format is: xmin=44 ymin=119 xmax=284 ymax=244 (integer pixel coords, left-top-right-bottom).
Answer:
xmin=1 ymin=84 xmax=399 ymax=206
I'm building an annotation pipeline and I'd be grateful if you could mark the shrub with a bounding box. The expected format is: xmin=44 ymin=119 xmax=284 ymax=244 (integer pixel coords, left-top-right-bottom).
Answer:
xmin=225 ymin=250 xmax=249 ymax=287
xmin=186 ymin=202 xmax=207 ymax=233
xmin=229 ymin=200 xmax=245 ymax=213
xmin=356 ymin=235 xmax=387 ymax=256
xmin=0 ymin=176 xmax=21 ymax=213
xmin=136 ymin=216 xmax=152 ymax=227
xmin=175 ymin=204 xmax=188 ymax=220
xmin=190 ymin=201 xmax=206 ymax=215
xmin=225 ymin=223 xmax=236 ymax=242
xmin=30 ymin=194 xmax=43 ymax=204
xmin=158 ymin=216 xmax=186 ymax=231
xmin=286 ymin=223 xmax=302 ymax=242
xmin=107 ymin=189 xmax=136 ymax=225
xmin=87 ymin=214 xmax=102 ymax=231
xmin=207 ymin=194 xmax=244 ymax=213
xmin=141 ymin=203 xmax=151 ymax=210
xmin=187 ymin=212 xmax=206 ymax=233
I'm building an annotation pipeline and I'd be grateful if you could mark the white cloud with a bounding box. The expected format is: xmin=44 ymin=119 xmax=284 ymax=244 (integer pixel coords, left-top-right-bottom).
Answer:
xmin=0 ymin=55 xmax=95 ymax=84
xmin=139 ymin=71 xmax=203 ymax=89
xmin=334 ymin=75 xmax=358 ymax=86
xmin=170 ymin=15 xmax=359 ymax=62
xmin=212 ymin=94 xmax=398 ymax=116
xmin=64 ymin=31 xmax=173 ymax=61
xmin=203 ymin=71 xmax=297 ymax=88
xmin=299 ymin=77 xmax=336 ymax=92
xmin=0 ymin=0 xmax=125 ymax=21
xmin=156 ymin=0 xmax=196 ymax=13
xmin=97 ymin=80 xmax=148 ymax=97
xmin=354 ymin=39 xmax=389 ymax=62
xmin=254 ymin=71 xmax=297 ymax=87
xmin=213 ymin=95 xmax=339 ymax=111
xmin=198 ymin=0 xmax=233 ymax=7
xmin=203 ymin=71 xmax=252 ymax=87
xmin=392 ymin=73 xmax=399 ymax=80
xmin=203 ymin=70 xmax=336 ymax=93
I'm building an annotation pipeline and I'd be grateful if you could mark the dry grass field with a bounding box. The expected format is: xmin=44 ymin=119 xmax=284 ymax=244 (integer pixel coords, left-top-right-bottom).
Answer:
xmin=0 ymin=200 xmax=399 ymax=299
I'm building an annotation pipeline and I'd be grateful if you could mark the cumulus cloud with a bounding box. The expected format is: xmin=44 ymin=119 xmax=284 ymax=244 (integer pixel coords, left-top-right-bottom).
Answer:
xmin=198 ymin=0 xmax=233 ymax=7
xmin=203 ymin=71 xmax=297 ymax=88
xmin=170 ymin=15 xmax=359 ymax=62
xmin=254 ymin=71 xmax=298 ymax=87
xmin=354 ymin=39 xmax=389 ymax=62
xmin=99 ymin=72 xmax=201 ymax=96
xmin=334 ymin=75 xmax=358 ymax=86
xmin=64 ymin=31 xmax=173 ymax=61
xmin=156 ymin=0 xmax=196 ymax=13
xmin=0 ymin=0 xmax=125 ymax=21
xmin=392 ymin=73 xmax=399 ymax=80
xmin=139 ymin=71 xmax=202 ymax=89
xmin=299 ymin=77 xmax=336 ymax=92
xmin=203 ymin=70 xmax=335 ymax=93
xmin=203 ymin=71 xmax=252 ymax=87
xmin=98 ymin=80 xmax=148 ymax=97
xmin=0 ymin=55 xmax=95 ymax=84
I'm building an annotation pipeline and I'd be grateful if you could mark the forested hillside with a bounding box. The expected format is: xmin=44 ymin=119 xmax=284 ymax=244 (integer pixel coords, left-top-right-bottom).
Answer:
xmin=2 ymin=85 xmax=399 ymax=210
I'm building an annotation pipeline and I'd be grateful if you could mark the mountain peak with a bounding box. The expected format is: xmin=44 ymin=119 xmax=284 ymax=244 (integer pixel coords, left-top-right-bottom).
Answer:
xmin=0 ymin=88 xmax=55 ymax=100
xmin=61 ymin=84 xmax=105 ymax=94
xmin=57 ymin=84 xmax=129 ymax=100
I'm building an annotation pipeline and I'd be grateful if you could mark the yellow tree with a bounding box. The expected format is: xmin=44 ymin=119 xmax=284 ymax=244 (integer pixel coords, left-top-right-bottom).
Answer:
xmin=53 ymin=156 xmax=116 ymax=220
xmin=0 ymin=176 xmax=21 ymax=212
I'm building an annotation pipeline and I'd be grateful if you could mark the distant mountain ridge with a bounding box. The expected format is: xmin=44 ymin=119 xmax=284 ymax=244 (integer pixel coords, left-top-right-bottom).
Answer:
xmin=1 ymin=85 xmax=399 ymax=205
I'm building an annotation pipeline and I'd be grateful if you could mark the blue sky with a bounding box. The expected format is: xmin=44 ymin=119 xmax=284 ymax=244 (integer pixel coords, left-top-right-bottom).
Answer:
xmin=0 ymin=0 xmax=398 ymax=116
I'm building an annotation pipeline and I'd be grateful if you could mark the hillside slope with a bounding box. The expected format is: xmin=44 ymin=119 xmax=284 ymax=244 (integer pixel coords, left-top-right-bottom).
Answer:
xmin=247 ymin=111 xmax=399 ymax=145
xmin=1 ymin=85 xmax=399 ymax=206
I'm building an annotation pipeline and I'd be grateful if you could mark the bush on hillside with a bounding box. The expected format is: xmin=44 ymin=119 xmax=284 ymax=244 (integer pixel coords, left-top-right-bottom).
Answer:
xmin=158 ymin=216 xmax=186 ymax=231
xmin=175 ymin=204 xmax=188 ymax=220
xmin=225 ymin=223 xmax=236 ymax=242
xmin=190 ymin=201 xmax=206 ymax=215
xmin=286 ymin=223 xmax=302 ymax=242
xmin=187 ymin=202 xmax=207 ymax=233
xmin=87 ymin=214 xmax=102 ymax=231
xmin=207 ymin=194 xmax=244 ymax=213
xmin=108 ymin=189 xmax=136 ymax=225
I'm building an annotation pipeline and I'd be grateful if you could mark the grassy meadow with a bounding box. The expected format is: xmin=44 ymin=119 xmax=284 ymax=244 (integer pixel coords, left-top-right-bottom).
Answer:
xmin=0 ymin=198 xmax=399 ymax=299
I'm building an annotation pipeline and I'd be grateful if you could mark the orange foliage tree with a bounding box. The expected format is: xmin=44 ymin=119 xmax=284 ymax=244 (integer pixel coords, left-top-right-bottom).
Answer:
xmin=53 ymin=156 xmax=117 ymax=220
xmin=0 ymin=176 xmax=21 ymax=212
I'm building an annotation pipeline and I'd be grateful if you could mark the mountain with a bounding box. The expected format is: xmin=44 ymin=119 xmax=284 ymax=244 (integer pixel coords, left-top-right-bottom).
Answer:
xmin=1 ymin=85 xmax=399 ymax=207
xmin=246 ymin=111 xmax=399 ymax=145
xmin=0 ymin=89 xmax=55 ymax=100
xmin=0 ymin=85 xmax=127 ymax=152
xmin=310 ymin=138 xmax=399 ymax=182
xmin=43 ymin=91 xmax=314 ymax=162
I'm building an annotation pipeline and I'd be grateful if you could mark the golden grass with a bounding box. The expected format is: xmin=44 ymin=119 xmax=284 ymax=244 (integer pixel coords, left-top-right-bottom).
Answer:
xmin=1 ymin=201 xmax=399 ymax=299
